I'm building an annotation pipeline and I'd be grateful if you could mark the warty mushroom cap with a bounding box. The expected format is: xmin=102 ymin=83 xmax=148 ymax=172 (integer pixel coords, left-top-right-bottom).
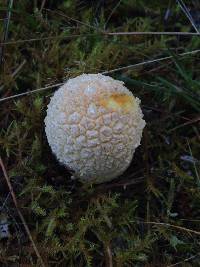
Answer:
xmin=44 ymin=73 xmax=145 ymax=183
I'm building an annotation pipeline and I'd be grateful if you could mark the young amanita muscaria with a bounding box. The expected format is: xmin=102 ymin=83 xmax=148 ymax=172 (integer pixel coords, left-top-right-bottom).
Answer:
xmin=44 ymin=74 xmax=145 ymax=183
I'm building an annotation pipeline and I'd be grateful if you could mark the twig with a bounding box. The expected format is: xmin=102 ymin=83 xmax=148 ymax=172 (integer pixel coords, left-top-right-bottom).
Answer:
xmin=106 ymin=31 xmax=200 ymax=36
xmin=0 ymin=157 xmax=46 ymax=267
xmin=166 ymin=253 xmax=200 ymax=267
xmin=11 ymin=59 xmax=27 ymax=77
xmin=0 ymin=49 xmax=200 ymax=103
xmin=40 ymin=0 xmax=46 ymax=12
xmin=105 ymin=245 xmax=113 ymax=267
xmin=102 ymin=48 xmax=200 ymax=74
xmin=0 ymin=82 xmax=63 ymax=102
xmin=91 ymin=229 xmax=113 ymax=267
xmin=1 ymin=31 xmax=200 ymax=46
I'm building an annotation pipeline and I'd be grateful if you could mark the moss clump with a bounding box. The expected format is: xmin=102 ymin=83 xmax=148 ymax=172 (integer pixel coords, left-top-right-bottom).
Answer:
xmin=0 ymin=0 xmax=200 ymax=266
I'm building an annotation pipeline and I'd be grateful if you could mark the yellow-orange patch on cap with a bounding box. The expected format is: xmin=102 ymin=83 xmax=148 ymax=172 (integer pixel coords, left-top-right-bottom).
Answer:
xmin=99 ymin=93 xmax=136 ymax=113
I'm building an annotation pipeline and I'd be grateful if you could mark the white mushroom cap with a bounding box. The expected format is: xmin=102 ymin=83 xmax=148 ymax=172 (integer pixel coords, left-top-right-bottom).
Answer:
xmin=44 ymin=74 xmax=145 ymax=183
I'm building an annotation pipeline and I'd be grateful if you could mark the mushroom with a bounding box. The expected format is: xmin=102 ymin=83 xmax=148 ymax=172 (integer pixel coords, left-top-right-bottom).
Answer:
xmin=44 ymin=74 xmax=145 ymax=183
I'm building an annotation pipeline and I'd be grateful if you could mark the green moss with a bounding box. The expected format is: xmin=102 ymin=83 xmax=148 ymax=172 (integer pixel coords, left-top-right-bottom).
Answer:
xmin=0 ymin=0 xmax=200 ymax=266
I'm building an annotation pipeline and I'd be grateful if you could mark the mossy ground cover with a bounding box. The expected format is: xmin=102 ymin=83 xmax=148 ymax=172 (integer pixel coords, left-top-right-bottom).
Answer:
xmin=0 ymin=1 xmax=200 ymax=266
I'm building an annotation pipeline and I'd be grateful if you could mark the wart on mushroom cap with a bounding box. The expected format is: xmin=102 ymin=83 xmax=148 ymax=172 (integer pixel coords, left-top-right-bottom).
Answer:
xmin=44 ymin=73 xmax=146 ymax=184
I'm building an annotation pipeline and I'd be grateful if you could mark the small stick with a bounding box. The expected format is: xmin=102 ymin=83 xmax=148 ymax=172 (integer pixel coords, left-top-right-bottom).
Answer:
xmin=106 ymin=31 xmax=200 ymax=36
xmin=0 ymin=157 xmax=46 ymax=267
xmin=1 ymin=31 xmax=200 ymax=46
xmin=102 ymin=48 xmax=200 ymax=74
xmin=105 ymin=244 xmax=113 ymax=267
xmin=40 ymin=0 xmax=46 ymax=12
xmin=0 ymin=82 xmax=63 ymax=102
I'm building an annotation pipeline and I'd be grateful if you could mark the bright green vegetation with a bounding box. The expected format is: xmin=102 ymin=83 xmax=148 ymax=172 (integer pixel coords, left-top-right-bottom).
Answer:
xmin=0 ymin=1 xmax=200 ymax=266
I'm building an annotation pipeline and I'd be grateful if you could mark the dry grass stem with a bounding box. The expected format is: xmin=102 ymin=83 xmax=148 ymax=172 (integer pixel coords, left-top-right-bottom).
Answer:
xmin=0 ymin=157 xmax=46 ymax=267
xmin=1 ymin=49 xmax=200 ymax=103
